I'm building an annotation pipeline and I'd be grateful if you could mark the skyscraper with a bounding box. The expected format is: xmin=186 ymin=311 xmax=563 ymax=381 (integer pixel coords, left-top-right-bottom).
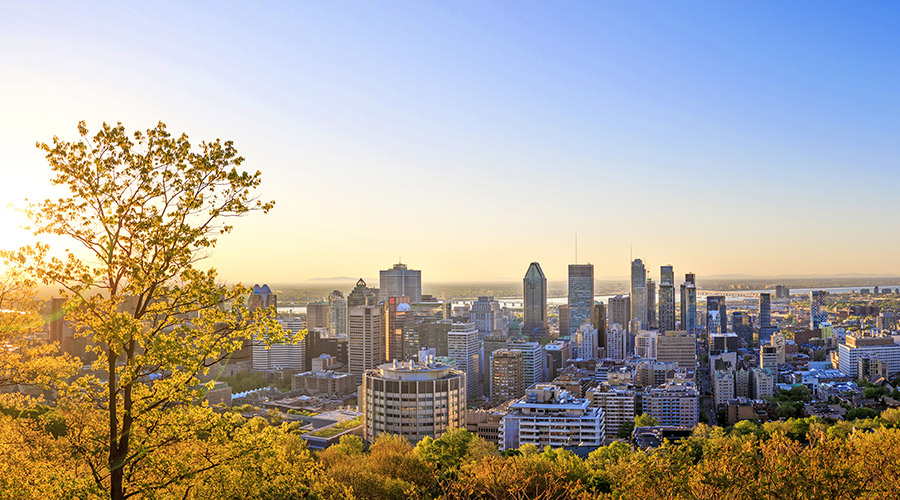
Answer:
xmin=490 ymin=349 xmax=525 ymax=403
xmin=646 ymin=278 xmax=657 ymax=329
xmin=758 ymin=293 xmax=775 ymax=346
xmin=574 ymin=323 xmax=599 ymax=359
xmin=659 ymin=265 xmax=676 ymax=333
xmin=733 ymin=311 xmax=752 ymax=345
xmin=379 ymin=262 xmax=422 ymax=304
xmin=248 ymin=284 xmax=277 ymax=310
xmin=706 ymin=296 xmax=727 ymax=344
xmin=608 ymin=295 xmax=631 ymax=333
xmin=449 ymin=322 xmax=481 ymax=399
xmin=383 ymin=296 xmax=411 ymax=362
xmin=680 ymin=273 xmax=697 ymax=333
xmin=631 ymin=259 xmax=648 ymax=329
xmin=307 ymin=301 xmax=329 ymax=330
xmin=348 ymin=278 xmax=378 ymax=307
xmin=507 ymin=340 xmax=546 ymax=387
xmin=567 ymin=264 xmax=594 ymax=336
xmin=349 ymin=305 xmax=383 ymax=383
xmin=471 ymin=296 xmax=503 ymax=339
xmin=810 ymin=290 xmax=828 ymax=329
xmin=523 ymin=262 xmax=548 ymax=339
xmin=592 ymin=303 xmax=607 ymax=350
xmin=327 ymin=290 xmax=348 ymax=336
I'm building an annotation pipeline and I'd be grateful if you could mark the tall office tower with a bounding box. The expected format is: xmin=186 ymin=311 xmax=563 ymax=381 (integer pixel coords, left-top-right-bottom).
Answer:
xmin=592 ymin=303 xmax=607 ymax=350
xmin=810 ymin=290 xmax=828 ymax=329
xmin=383 ymin=296 xmax=411 ymax=362
xmin=680 ymin=273 xmax=697 ymax=332
xmin=307 ymin=301 xmax=330 ymax=330
xmin=471 ymin=296 xmax=503 ymax=339
xmin=490 ymin=349 xmax=525 ymax=403
xmin=775 ymin=285 xmax=790 ymax=299
xmin=706 ymin=296 xmax=727 ymax=343
xmin=349 ymin=305 xmax=383 ymax=384
xmin=574 ymin=323 xmax=599 ymax=360
xmin=759 ymin=293 xmax=771 ymax=329
xmin=523 ymin=262 xmax=548 ymax=339
xmin=507 ymin=340 xmax=546 ymax=387
xmin=558 ymin=305 xmax=569 ymax=338
xmin=646 ymin=278 xmax=657 ymax=329
xmin=379 ymin=262 xmax=422 ymax=304
xmin=248 ymin=284 xmax=277 ymax=310
xmin=362 ymin=360 xmax=465 ymax=444
xmin=607 ymin=295 xmax=631 ymax=332
xmin=327 ymin=290 xmax=348 ymax=336
xmin=656 ymin=331 xmax=697 ymax=369
xmin=348 ymin=278 xmax=378 ymax=307
xmin=732 ymin=311 xmax=752 ymax=345
xmin=658 ymin=265 xmax=676 ymax=333
xmin=631 ymin=259 xmax=648 ymax=329
xmin=567 ymin=264 xmax=594 ymax=336
xmin=448 ymin=322 xmax=482 ymax=399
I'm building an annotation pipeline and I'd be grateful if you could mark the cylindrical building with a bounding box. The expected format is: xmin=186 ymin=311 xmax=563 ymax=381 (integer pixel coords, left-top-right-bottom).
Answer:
xmin=362 ymin=359 xmax=466 ymax=443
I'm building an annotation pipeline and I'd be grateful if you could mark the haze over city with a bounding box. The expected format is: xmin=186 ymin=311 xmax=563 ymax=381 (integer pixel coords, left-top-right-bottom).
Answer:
xmin=3 ymin=1 xmax=900 ymax=282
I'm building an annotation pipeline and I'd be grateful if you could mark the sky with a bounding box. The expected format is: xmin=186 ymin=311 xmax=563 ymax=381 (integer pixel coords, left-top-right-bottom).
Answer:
xmin=2 ymin=1 xmax=900 ymax=284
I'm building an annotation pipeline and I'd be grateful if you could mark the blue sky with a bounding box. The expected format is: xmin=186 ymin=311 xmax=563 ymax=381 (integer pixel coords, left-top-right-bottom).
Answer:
xmin=2 ymin=1 xmax=899 ymax=282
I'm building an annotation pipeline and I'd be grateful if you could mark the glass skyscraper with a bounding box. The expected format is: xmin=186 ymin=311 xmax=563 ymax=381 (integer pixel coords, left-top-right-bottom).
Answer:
xmin=631 ymin=259 xmax=648 ymax=329
xmin=523 ymin=262 xmax=548 ymax=339
xmin=567 ymin=264 xmax=594 ymax=336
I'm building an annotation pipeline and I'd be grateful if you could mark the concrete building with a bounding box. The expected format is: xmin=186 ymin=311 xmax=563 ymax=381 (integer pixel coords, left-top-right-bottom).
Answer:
xmin=647 ymin=278 xmax=657 ymax=330
xmin=606 ymin=324 xmax=627 ymax=361
xmin=361 ymin=360 xmax=466 ymax=443
xmin=307 ymin=301 xmax=330 ymax=330
xmin=656 ymin=330 xmax=696 ymax=369
xmin=448 ymin=322 xmax=482 ymax=399
xmin=760 ymin=345 xmax=778 ymax=370
xmin=292 ymin=370 xmax=356 ymax=395
xmin=379 ymin=262 xmax=422 ymax=304
xmin=490 ymin=349 xmax=525 ymax=403
xmin=641 ymin=383 xmax=700 ymax=428
xmin=713 ymin=370 xmax=735 ymax=407
xmin=587 ymin=384 xmax=637 ymax=437
xmin=507 ymin=340 xmax=546 ymax=387
xmin=499 ymin=384 xmax=605 ymax=450
xmin=567 ymin=264 xmax=594 ymax=336
xmin=635 ymin=361 xmax=677 ymax=387
xmin=348 ymin=278 xmax=378 ymax=307
xmin=706 ymin=296 xmax=727 ymax=342
xmin=471 ymin=296 xmax=504 ymax=339
xmin=752 ymin=368 xmax=776 ymax=399
xmin=523 ymin=262 xmax=548 ymax=339
xmin=592 ymin=303 xmax=607 ymax=350
xmin=252 ymin=315 xmax=306 ymax=371
xmin=607 ymin=295 xmax=631 ymax=333
xmin=544 ymin=340 xmax=570 ymax=380
xmin=575 ymin=323 xmax=599 ymax=360
xmin=837 ymin=335 xmax=900 ymax=379
xmin=634 ymin=330 xmax=658 ymax=359
xmin=349 ymin=305 xmax=383 ymax=384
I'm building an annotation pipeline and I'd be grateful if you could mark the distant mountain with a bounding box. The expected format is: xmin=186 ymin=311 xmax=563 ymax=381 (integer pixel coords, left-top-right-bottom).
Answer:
xmin=305 ymin=277 xmax=359 ymax=282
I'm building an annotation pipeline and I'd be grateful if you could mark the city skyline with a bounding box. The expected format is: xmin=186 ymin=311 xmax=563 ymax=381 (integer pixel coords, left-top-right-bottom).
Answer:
xmin=5 ymin=2 xmax=900 ymax=283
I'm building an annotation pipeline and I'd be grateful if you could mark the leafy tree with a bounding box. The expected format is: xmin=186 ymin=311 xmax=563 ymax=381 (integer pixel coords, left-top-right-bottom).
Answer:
xmin=846 ymin=408 xmax=879 ymax=421
xmin=634 ymin=413 xmax=659 ymax=428
xmin=616 ymin=421 xmax=634 ymax=439
xmin=6 ymin=121 xmax=287 ymax=500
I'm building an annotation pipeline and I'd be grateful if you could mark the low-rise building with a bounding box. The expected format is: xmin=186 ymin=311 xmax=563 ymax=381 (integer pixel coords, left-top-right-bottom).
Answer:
xmin=499 ymin=384 xmax=604 ymax=450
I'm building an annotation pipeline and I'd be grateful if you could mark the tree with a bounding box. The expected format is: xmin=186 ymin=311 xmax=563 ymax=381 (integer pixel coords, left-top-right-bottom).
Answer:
xmin=7 ymin=121 xmax=288 ymax=500
xmin=634 ymin=413 xmax=659 ymax=428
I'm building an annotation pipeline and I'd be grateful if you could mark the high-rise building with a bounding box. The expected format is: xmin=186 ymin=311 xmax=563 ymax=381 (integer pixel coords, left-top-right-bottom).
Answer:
xmin=679 ymin=274 xmax=697 ymax=332
xmin=348 ymin=278 xmax=378 ymax=307
xmin=361 ymin=360 xmax=465 ymax=443
xmin=587 ymin=384 xmax=636 ymax=437
xmin=606 ymin=324 xmax=627 ymax=361
xmin=448 ymin=322 xmax=481 ymax=399
xmin=810 ymin=290 xmax=828 ymax=330
xmin=631 ymin=259 xmax=648 ymax=329
xmin=327 ymin=290 xmax=348 ymax=336
xmin=379 ymin=262 xmax=422 ymax=304
xmin=307 ymin=301 xmax=330 ymax=330
xmin=567 ymin=264 xmax=594 ymax=336
xmin=646 ymin=278 xmax=657 ymax=329
xmin=706 ymin=296 xmax=727 ymax=343
xmin=574 ymin=323 xmax=599 ymax=360
xmin=252 ymin=316 xmax=306 ymax=371
xmin=758 ymin=293 xmax=775 ymax=346
xmin=349 ymin=305 xmax=383 ymax=383
xmin=732 ymin=311 xmax=753 ymax=345
xmin=543 ymin=340 xmax=570 ymax=380
xmin=523 ymin=262 xmax=548 ymax=339
xmin=592 ymin=303 xmax=607 ymax=349
xmin=558 ymin=304 xmax=569 ymax=338
xmin=383 ymin=296 xmax=412 ymax=362
xmin=775 ymin=285 xmax=790 ymax=299
xmin=659 ymin=265 xmax=676 ymax=333
xmin=634 ymin=330 xmax=658 ymax=359
xmin=507 ymin=340 xmax=546 ymax=387
xmin=837 ymin=335 xmax=900 ymax=379
xmin=471 ymin=296 xmax=503 ymax=339
xmin=499 ymin=384 xmax=605 ymax=450
xmin=608 ymin=295 xmax=631 ymax=333
xmin=490 ymin=349 xmax=525 ymax=403
xmin=248 ymin=284 xmax=277 ymax=310
xmin=641 ymin=383 xmax=700 ymax=427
